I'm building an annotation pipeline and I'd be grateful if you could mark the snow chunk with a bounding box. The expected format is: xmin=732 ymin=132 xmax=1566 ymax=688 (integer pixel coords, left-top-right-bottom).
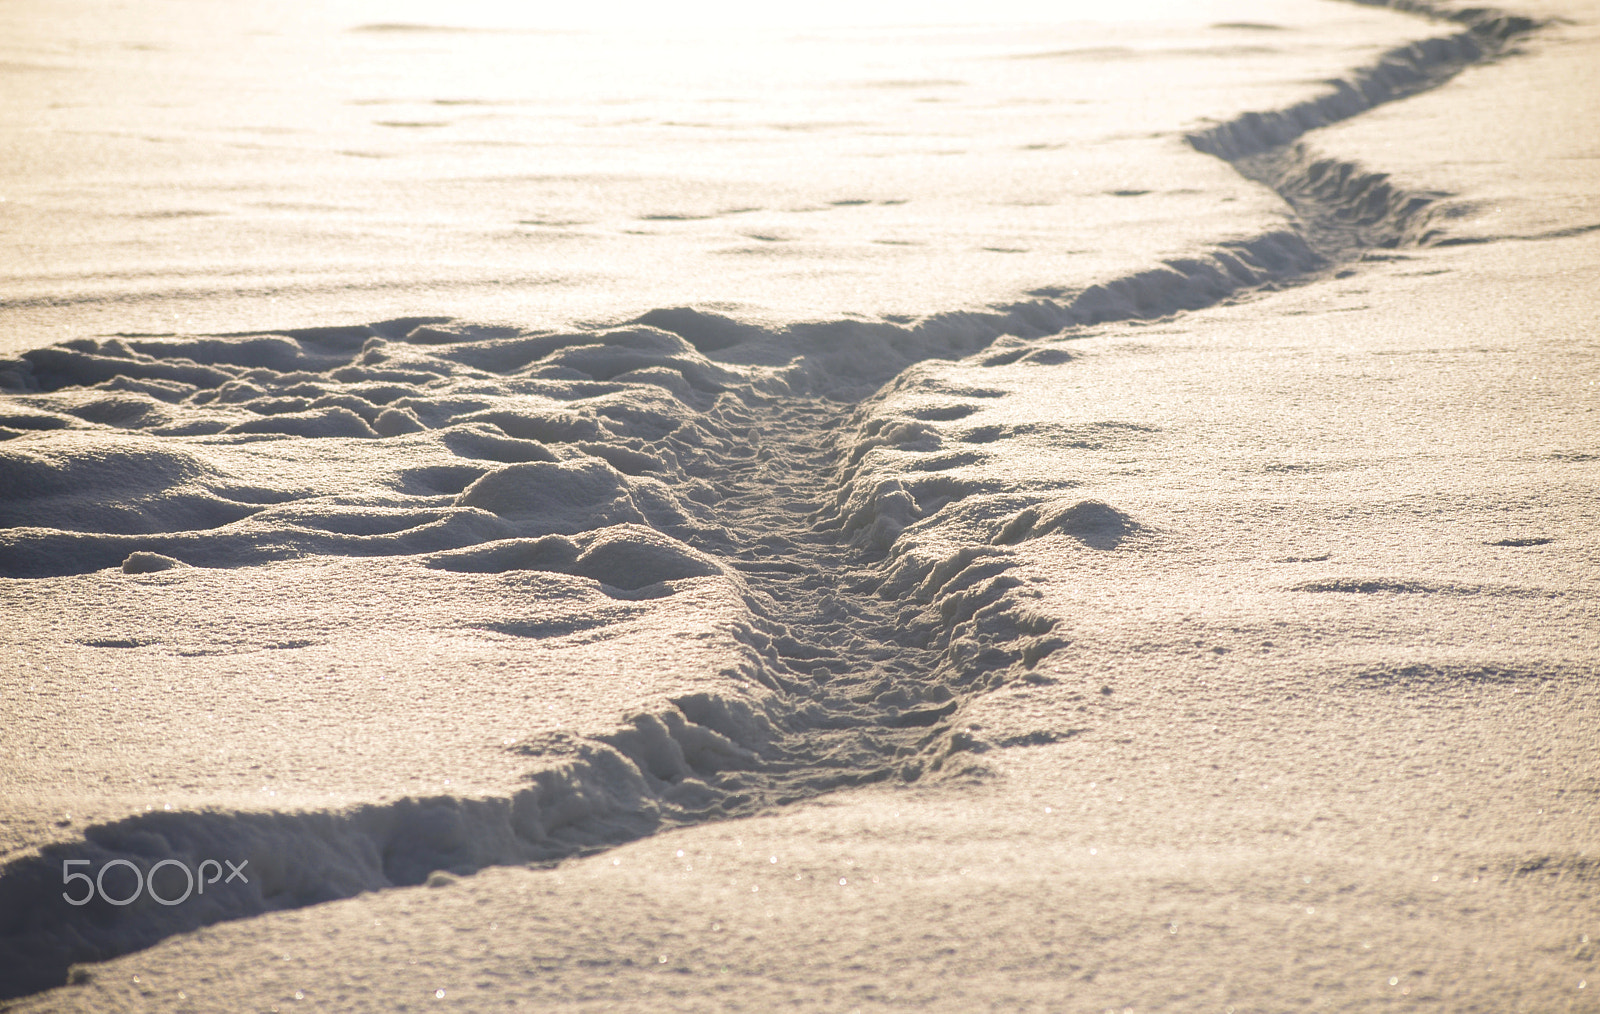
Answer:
xmin=121 ymin=551 xmax=183 ymax=574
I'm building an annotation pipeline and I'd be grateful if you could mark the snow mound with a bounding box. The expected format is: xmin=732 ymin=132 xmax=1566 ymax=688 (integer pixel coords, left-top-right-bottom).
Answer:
xmin=455 ymin=460 xmax=647 ymax=533
xmin=428 ymin=525 xmax=724 ymax=592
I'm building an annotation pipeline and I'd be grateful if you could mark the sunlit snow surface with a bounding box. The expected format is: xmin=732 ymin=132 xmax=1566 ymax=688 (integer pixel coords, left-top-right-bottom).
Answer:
xmin=0 ymin=0 xmax=1436 ymax=815
xmin=0 ymin=0 xmax=1431 ymax=341
xmin=5 ymin=0 xmax=1594 ymax=1006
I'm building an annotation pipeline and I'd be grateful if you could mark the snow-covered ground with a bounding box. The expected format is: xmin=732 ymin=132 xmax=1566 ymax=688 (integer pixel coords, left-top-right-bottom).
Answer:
xmin=1 ymin=0 xmax=1595 ymax=1009
xmin=0 ymin=0 xmax=1433 ymax=341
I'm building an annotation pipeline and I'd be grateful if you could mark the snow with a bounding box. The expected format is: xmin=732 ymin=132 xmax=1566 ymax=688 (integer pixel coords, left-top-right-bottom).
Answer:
xmin=1 ymin=0 xmax=1596 ymax=1008
xmin=0 ymin=0 xmax=1429 ymax=343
